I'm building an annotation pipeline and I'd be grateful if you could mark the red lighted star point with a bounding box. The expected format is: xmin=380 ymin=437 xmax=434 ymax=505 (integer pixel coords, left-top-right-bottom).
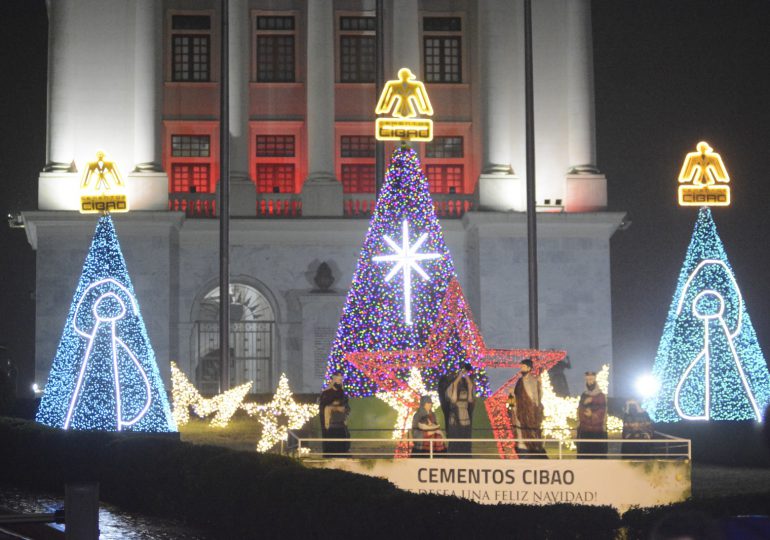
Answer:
xmin=345 ymin=279 xmax=566 ymax=458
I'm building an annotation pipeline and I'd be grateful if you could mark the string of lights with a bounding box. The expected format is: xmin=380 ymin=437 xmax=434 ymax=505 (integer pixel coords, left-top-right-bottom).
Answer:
xmin=170 ymin=362 xmax=252 ymax=428
xmin=540 ymin=365 xmax=622 ymax=450
xmin=644 ymin=208 xmax=770 ymax=422
xmin=325 ymin=146 xmax=469 ymax=397
xmin=255 ymin=374 xmax=319 ymax=453
xmin=36 ymin=215 xmax=176 ymax=432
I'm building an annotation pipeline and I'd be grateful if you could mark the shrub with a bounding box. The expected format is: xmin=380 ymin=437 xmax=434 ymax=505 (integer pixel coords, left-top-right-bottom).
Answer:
xmin=0 ymin=417 xmax=625 ymax=538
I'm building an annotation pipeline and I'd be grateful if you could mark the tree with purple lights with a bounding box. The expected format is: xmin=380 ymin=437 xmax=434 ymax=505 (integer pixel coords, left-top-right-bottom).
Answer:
xmin=324 ymin=145 xmax=488 ymax=397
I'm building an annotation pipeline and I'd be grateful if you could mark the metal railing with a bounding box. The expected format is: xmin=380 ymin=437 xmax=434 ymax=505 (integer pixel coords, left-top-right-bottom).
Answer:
xmin=169 ymin=192 xmax=216 ymax=217
xmin=286 ymin=430 xmax=691 ymax=460
xmin=256 ymin=193 xmax=302 ymax=217
xmin=168 ymin=192 xmax=475 ymax=218
xmin=343 ymin=193 xmax=475 ymax=218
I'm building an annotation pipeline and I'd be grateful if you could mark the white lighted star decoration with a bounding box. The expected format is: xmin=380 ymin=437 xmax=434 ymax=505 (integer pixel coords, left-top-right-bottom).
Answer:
xmin=373 ymin=220 xmax=441 ymax=325
xmin=376 ymin=367 xmax=440 ymax=440
xmin=170 ymin=362 xmax=253 ymax=428
xmin=255 ymin=373 xmax=319 ymax=453
xmin=540 ymin=364 xmax=622 ymax=450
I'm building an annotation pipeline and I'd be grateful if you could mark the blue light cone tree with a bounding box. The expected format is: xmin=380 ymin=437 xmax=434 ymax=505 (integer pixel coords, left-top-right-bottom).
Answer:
xmin=325 ymin=145 xmax=489 ymax=397
xmin=36 ymin=215 xmax=176 ymax=432
xmin=644 ymin=208 xmax=770 ymax=422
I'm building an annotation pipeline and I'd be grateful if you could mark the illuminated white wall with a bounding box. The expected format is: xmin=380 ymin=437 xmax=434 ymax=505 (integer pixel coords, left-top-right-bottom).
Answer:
xmin=25 ymin=211 xmax=623 ymax=395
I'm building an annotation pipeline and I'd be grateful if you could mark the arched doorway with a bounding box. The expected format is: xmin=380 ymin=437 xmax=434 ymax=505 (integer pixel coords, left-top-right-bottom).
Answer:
xmin=193 ymin=283 xmax=276 ymax=394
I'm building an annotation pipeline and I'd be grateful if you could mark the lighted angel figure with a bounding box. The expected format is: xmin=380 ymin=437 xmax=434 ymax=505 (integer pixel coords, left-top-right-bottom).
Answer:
xmin=81 ymin=150 xmax=123 ymax=191
xmin=64 ymin=278 xmax=152 ymax=430
xmin=678 ymin=141 xmax=729 ymax=187
xmin=673 ymin=260 xmax=762 ymax=421
xmin=375 ymin=67 xmax=434 ymax=118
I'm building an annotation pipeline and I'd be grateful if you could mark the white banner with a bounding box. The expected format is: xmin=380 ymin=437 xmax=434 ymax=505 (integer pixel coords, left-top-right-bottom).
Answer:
xmin=312 ymin=458 xmax=690 ymax=512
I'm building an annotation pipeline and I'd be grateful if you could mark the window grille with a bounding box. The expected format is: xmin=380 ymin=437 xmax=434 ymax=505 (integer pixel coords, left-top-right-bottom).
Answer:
xmin=256 ymin=164 xmax=295 ymax=193
xmin=172 ymin=163 xmax=210 ymax=193
xmin=171 ymin=135 xmax=211 ymax=157
xmin=425 ymin=164 xmax=463 ymax=194
xmin=426 ymin=136 xmax=463 ymax=158
xmin=423 ymin=17 xmax=462 ymax=83
xmin=341 ymin=164 xmax=375 ymax=193
xmin=256 ymin=135 xmax=295 ymax=157
xmin=256 ymin=16 xmax=296 ymax=82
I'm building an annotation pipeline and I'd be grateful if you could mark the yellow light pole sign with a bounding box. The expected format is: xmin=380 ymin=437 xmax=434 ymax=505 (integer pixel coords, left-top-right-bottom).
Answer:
xmin=80 ymin=151 xmax=129 ymax=213
xmin=375 ymin=67 xmax=434 ymax=142
xmin=678 ymin=141 xmax=730 ymax=207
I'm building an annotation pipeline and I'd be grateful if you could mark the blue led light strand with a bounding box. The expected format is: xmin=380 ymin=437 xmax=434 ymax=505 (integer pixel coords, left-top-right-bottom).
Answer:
xmin=36 ymin=215 xmax=176 ymax=432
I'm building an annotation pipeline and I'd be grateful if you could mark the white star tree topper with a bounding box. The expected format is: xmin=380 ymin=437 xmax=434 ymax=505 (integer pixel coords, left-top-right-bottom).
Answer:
xmin=373 ymin=220 xmax=441 ymax=325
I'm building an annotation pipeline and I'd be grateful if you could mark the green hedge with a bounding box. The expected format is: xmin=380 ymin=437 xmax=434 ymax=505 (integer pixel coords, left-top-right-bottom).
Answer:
xmin=0 ymin=418 xmax=624 ymax=538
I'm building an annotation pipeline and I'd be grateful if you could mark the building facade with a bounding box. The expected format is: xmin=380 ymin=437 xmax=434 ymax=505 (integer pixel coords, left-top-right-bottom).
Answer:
xmin=25 ymin=0 xmax=623 ymax=395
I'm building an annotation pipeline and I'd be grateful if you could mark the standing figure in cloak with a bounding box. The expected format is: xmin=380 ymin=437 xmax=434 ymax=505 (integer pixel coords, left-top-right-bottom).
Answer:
xmin=576 ymin=371 xmax=608 ymax=459
xmin=411 ymin=395 xmax=446 ymax=457
xmin=445 ymin=362 xmax=475 ymax=456
xmin=319 ymin=371 xmax=350 ymax=457
xmin=507 ymin=358 xmax=547 ymax=458
xmin=621 ymin=399 xmax=654 ymax=458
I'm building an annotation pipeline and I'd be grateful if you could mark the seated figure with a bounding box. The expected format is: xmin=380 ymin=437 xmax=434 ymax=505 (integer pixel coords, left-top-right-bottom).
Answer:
xmin=411 ymin=395 xmax=446 ymax=456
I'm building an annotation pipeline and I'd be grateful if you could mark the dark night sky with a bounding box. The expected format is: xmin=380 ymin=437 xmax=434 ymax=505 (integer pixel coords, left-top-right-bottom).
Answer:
xmin=1 ymin=1 xmax=768 ymax=396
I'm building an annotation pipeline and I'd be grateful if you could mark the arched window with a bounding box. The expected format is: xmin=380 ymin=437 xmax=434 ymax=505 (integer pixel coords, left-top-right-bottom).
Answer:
xmin=193 ymin=284 xmax=276 ymax=394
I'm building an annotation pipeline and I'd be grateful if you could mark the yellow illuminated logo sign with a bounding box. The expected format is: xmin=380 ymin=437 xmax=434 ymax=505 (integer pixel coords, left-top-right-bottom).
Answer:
xmin=375 ymin=67 xmax=434 ymax=142
xmin=80 ymin=151 xmax=129 ymax=214
xmin=678 ymin=141 xmax=730 ymax=207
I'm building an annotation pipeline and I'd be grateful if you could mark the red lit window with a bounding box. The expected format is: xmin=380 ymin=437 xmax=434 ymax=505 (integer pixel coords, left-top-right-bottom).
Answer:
xmin=426 ymin=136 xmax=463 ymax=158
xmin=256 ymin=135 xmax=295 ymax=157
xmin=341 ymin=135 xmax=375 ymax=158
xmin=256 ymin=164 xmax=295 ymax=193
xmin=426 ymin=165 xmax=463 ymax=194
xmin=172 ymin=164 xmax=210 ymax=193
xmin=341 ymin=164 xmax=375 ymax=193
xmin=172 ymin=135 xmax=210 ymax=157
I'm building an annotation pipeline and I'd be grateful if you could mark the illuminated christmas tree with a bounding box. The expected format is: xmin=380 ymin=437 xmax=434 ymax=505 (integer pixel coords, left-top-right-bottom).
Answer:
xmin=645 ymin=208 xmax=770 ymax=422
xmin=36 ymin=215 xmax=176 ymax=432
xmin=325 ymin=146 xmax=489 ymax=397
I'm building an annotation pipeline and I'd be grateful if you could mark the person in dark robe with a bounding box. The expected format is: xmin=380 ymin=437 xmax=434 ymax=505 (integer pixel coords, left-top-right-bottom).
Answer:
xmin=445 ymin=363 xmax=475 ymax=456
xmin=319 ymin=371 xmax=350 ymax=457
xmin=508 ymin=358 xmax=547 ymax=458
xmin=621 ymin=399 xmax=654 ymax=458
xmin=576 ymin=371 xmax=608 ymax=459
xmin=411 ymin=395 xmax=446 ymax=457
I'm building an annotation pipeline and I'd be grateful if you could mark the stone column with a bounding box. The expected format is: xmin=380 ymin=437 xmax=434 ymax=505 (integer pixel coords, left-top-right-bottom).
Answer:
xmin=126 ymin=0 xmax=168 ymax=211
xmin=133 ymin=0 xmax=159 ymax=171
xmin=477 ymin=0 xmax=526 ymax=211
xmin=391 ymin=0 xmax=420 ymax=74
xmin=564 ymin=0 xmax=606 ymax=211
xmin=566 ymin=0 xmax=597 ymax=173
xmin=229 ymin=0 xmax=256 ymax=215
xmin=301 ymin=0 xmax=342 ymax=216
xmin=229 ymin=0 xmax=250 ymax=180
xmin=46 ymin=0 xmax=78 ymax=171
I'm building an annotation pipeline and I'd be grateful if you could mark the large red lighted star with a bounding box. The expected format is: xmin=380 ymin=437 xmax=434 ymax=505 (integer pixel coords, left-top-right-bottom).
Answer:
xmin=345 ymin=278 xmax=566 ymax=458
